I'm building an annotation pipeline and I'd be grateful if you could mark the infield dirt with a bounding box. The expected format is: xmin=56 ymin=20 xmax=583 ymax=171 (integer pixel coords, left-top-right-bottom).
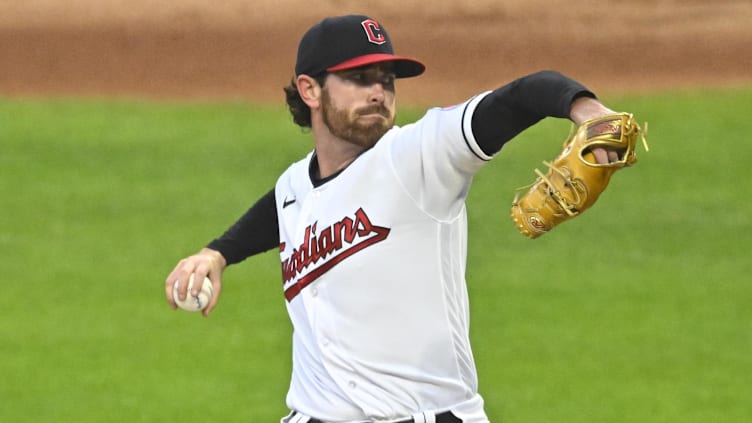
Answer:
xmin=1 ymin=0 xmax=750 ymax=105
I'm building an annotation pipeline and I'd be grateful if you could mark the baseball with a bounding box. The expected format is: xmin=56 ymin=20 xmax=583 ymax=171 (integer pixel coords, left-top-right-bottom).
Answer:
xmin=173 ymin=273 xmax=213 ymax=312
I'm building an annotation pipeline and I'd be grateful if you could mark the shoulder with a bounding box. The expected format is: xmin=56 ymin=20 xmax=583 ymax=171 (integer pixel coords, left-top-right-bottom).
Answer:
xmin=277 ymin=151 xmax=314 ymax=186
xmin=385 ymin=92 xmax=494 ymax=162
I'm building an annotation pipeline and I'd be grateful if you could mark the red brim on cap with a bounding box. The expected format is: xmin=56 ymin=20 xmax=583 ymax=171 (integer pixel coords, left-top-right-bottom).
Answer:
xmin=326 ymin=53 xmax=426 ymax=78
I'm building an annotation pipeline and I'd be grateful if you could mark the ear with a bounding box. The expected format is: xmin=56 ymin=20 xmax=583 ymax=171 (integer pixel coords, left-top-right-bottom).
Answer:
xmin=296 ymin=75 xmax=323 ymax=109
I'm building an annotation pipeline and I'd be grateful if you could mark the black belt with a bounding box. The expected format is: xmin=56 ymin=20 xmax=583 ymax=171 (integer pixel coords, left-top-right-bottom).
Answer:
xmin=307 ymin=410 xmax=462 ymax=423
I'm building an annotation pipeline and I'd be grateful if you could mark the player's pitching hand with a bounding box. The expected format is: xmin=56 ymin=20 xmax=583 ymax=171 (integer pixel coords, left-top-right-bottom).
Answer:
xmin=165 ymin=248 xmax=227 ymax=317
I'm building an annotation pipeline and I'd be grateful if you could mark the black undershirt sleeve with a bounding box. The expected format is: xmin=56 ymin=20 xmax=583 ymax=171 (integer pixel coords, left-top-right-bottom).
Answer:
xmin=471 ymin=70 xmax=596 ymax=156
xmin=206 ymin=188 xmax=279 ymax=265
xmin=203 ymin=71 xmax=591 ymax=265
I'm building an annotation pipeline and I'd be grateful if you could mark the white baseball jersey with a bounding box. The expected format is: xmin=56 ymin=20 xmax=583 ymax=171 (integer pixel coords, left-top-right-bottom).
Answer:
xmin=275 ymin=92 xmax=493 ymax=422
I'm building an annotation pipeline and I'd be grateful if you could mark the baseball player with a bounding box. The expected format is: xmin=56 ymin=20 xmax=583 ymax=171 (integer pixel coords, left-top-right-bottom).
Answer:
xmin=166 ymin=14 xmax=627 ymax=423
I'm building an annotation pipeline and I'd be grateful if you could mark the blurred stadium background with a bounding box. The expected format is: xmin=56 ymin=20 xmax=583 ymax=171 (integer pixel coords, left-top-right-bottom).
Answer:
xmin=2 ymin=0 xmax=751 ymax=103
xmin=2 ymin=1 xmax=751 ymax=422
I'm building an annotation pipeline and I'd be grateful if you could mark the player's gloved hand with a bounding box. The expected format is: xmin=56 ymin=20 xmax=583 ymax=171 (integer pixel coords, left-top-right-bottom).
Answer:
xmin=165 ymin=248 xmax=227 ymax=316
xmin=590 ymin=146 xmax=623 ymax=164
xmin=510 ymin=110 xmax=648 ymax=238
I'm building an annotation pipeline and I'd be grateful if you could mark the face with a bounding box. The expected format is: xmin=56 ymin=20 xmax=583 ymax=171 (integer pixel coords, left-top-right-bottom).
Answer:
xmin=319 ymin=64 xmax=397 ymax=149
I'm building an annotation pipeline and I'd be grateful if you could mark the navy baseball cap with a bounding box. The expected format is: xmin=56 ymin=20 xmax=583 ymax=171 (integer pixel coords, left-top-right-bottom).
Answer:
xmin=295 ymin=15 xmax=425 ymax=78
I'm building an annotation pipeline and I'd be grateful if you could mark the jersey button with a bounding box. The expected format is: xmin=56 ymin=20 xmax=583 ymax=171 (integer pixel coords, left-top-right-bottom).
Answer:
xmin=348 ymin=381 xmax=357 ymax=389
xmin=311 ymin=287 xmax=318 ymax=297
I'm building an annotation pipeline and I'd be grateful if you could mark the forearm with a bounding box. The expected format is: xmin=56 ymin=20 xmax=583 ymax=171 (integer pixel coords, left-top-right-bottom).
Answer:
xmin=472 ymin=70 xmax=595 ymax=155
xmin=206 ymin=188 xmax=280 ymax=265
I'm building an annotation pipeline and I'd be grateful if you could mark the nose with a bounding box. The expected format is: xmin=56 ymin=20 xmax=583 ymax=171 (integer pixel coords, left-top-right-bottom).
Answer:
xmin=368 ymin=82 xmax=386 ymax=103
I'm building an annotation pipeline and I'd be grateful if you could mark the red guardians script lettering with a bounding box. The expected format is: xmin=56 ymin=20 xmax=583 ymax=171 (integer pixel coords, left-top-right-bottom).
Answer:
xmin=280 ymin=208 xmax=390 ymax=301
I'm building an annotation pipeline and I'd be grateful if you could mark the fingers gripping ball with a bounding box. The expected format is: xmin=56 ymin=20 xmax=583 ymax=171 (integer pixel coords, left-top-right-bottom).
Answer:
xmin=511 ymin=113 xmax=648 ymax=238
xmin=173 ymin=274 xmax=214 ymax=312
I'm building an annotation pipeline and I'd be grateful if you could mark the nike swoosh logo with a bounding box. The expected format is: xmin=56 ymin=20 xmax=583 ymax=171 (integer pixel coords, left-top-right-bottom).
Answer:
xmin=283 ymin=197 xmax=296 ymax=208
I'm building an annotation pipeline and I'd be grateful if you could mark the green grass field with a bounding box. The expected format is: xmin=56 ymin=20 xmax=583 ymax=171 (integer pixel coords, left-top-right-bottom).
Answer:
xmin=1 ymin=88 xmax=750 ymax=422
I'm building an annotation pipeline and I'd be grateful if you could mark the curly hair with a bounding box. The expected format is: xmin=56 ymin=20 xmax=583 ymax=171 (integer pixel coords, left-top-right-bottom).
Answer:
xmin=283 ymin=74 xmax=328 ymax=128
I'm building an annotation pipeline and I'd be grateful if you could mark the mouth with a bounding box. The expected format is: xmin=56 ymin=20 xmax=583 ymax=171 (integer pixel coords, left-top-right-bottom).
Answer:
xmin=356 ymin=106 xmax=390 ymax=120
xmin=358 ymin=113 xmax=388 ymax=120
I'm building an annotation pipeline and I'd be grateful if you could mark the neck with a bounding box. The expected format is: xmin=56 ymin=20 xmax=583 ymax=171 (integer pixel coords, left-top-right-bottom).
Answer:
xmin=311 ymin=121 xmax=369 ymax=179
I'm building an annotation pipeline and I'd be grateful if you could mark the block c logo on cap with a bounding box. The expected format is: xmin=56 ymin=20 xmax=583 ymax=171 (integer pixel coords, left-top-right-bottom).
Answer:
xmin=361 ymin=19 xmax=386 ymax=45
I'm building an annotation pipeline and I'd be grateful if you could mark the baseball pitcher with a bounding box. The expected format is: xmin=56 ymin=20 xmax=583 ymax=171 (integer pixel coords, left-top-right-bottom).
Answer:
xmin=165 ymin=14 xmax=646 ymax=423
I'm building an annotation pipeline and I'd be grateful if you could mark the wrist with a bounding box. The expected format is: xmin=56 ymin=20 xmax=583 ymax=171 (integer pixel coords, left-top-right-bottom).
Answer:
xmin=200 ymin=247 xmax=227 ymax=270
xmin=570 ymin=97 xmax=615 ymax=125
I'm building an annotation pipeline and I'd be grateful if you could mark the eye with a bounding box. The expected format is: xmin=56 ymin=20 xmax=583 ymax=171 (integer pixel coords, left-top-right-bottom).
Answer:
xmin=344 ymin=72 xmax=367 ymax=83
xmin=380 ymin=74 xmax=396 ymax=86
xmin=340 ymin=70 xmax=396 ymax=89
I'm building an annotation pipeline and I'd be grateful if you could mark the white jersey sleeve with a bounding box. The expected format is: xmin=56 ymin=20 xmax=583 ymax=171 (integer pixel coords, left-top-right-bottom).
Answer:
xmin=387 ymin=91 xmax=493 ymax=221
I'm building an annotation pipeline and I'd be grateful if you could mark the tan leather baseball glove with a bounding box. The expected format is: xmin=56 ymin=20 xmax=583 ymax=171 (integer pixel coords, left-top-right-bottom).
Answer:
xmin=511 ymin=113 xmax=648 ymax=238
